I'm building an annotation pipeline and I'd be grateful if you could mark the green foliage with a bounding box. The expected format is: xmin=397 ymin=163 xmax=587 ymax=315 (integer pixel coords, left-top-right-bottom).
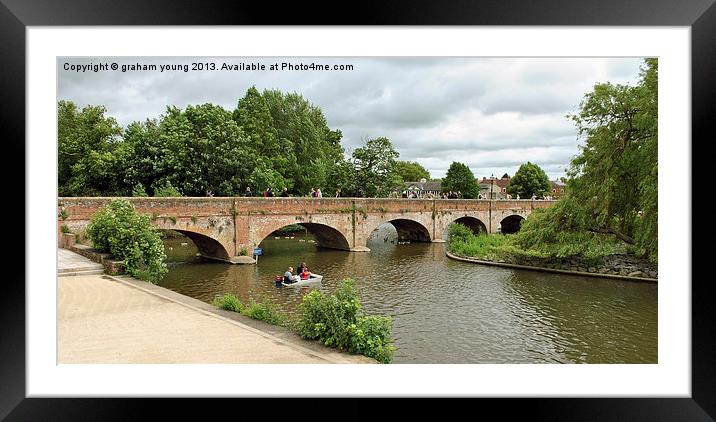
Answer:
xmin=59 ymin=209 xmax=69 ymax=220
xmin=448 ymin=223 xmax=511 ymax=259
xmin=514 ymin=58 xmax=658 ymax=262
xmin=506 ymin=162 xmax=550 ymax=198
xmin=86 ymin=199 xmax=168 ymax=283
xmin=213 ymin=293 xmax=245 ymax=313
xmin=263 ymin=89 xmax=344 ymax=196
xmin=241 ymin=297 xmax=286 ymax=326
xmin=58 ymin=101 xmax=124 ymax=196
xmin=448 ymin=220 xmax=625 ymax=262
xmin=152 ymin=180 xmax=182 ymax=197
xmin=273 ymin=224 xmax=305 ymax=235
xmin=442 ymin=162 xmax=479 ymax=198
xmin=298 ymin=279 xmax=395 ymax=363
xmin=152 ymin=104 xmax=251 ymax=196
xmin=60 ymin=224 xmax=71 ymax=234
xmin=352 ymin=137 xmax=403 ymax=197
xmin=132 ymin=183 xmax=148 ymax=197
xmin=213 ymin=294 xmax=285 ymax=326
xmin=394 ymin=160 xmax=430 ymax=182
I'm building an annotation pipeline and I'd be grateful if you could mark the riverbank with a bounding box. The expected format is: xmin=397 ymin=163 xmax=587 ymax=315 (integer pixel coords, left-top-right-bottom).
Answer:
xmin=445 ymin=250 xmax=657 ymax=283
xmin=58 ymin=250 xmax=375 ymax=364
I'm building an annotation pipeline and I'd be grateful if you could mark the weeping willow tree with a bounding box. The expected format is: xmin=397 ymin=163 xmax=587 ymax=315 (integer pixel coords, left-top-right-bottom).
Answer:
xmin=514 ymin=59 xmax=658 ymax=262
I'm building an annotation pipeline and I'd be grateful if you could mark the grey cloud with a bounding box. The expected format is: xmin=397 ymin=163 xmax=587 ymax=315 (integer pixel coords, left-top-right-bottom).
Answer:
xmin=58 ymin=56 xmax=644 ymax=180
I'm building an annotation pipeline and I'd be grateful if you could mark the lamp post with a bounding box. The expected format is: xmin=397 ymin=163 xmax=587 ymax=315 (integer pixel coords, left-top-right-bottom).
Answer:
xmin=490 ymin=174 xmax=495 ymax=200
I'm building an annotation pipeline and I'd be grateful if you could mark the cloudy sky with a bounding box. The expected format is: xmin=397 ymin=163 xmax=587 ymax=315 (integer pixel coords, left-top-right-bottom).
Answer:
xmin=57 ymin=57 xmax=645 ymax=180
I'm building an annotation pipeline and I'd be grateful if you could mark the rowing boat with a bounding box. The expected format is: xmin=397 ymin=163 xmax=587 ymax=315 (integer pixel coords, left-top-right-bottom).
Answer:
xmin=281 ymin=273 xmax=323 ymax=287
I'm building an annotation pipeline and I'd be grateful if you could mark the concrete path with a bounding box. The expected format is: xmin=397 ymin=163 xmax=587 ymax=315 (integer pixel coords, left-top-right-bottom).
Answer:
xmin=58 ymin=250 xmax=374 ymax=364
xmin=58 ymin=248 xmax=104 ymax=276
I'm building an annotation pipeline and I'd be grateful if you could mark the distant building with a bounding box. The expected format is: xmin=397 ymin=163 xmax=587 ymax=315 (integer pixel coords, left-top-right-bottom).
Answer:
xmin=549 ymin=180 xmax=566 ymax=198
xmin=477 ymin=174 xmax=511 ymax=199
xmin=404 ymin=180 xmax=442 ymax=198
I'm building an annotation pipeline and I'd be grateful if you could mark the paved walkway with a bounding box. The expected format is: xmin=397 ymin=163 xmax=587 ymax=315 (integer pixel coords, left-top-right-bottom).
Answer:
xmin=58 ymin=249 xmax=374 ymax=364
xmin=58 ymin=248 xmax=104 ymax=276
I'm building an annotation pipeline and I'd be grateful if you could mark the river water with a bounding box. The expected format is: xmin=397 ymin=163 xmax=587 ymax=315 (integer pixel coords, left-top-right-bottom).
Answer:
xmin=158 ymin=226 xmax=657 ymax=364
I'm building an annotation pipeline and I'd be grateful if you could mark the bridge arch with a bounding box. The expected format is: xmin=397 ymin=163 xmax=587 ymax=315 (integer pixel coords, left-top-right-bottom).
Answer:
xmin=367 ymin=218 xmax=432 ymax=244
xmin=256 ymin=222 xmax=351 ymax=251
xmin=499 ymin=215 xmax=525 ymax=234
xmin=452 ymin=216 xmax=488 ymax=235
xmin=169 ymin=229 xmax=232 ymax=262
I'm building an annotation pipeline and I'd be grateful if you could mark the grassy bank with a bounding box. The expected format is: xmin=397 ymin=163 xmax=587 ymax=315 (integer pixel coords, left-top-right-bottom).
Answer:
xmin=213 ymin=279 xmax=395 ymax=363
xmin=446 ymin=223 xmax=656 ymax=278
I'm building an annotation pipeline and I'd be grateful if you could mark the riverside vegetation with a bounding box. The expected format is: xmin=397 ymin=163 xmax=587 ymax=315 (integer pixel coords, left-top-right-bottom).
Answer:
xmin=86 ymin=199 xmax=168 ymax=283
xmin=213 ymin=279 xmax=395 ymax=363
xmin=447 ymin=223 xmax=657 ymax=279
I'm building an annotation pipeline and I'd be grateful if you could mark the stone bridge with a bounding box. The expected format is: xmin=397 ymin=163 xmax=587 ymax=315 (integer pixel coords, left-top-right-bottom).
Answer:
xmin=57 ymin=197 xmax=556 ymax=264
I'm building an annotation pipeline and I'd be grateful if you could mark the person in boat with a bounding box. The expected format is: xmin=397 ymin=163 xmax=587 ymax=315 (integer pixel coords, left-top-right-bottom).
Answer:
xmin=300 ymin=267 xmax=311 ymax=280
xmin=296 ymin=261 xmax=309 ymax=274
xmin=283 ymin=266 xmax=296 ymax=284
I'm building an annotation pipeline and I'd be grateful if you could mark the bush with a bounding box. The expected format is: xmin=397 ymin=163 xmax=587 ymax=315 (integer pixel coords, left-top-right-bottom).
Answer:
xmin=153 ymin=180 xmax=182 ymax=197
xmin=241 ymin=297 xmax=286 ymax=326
xmin=213 ymin=293 xmax=244 ymax=313
xmin=86 ymin=199 xmax=168 ymax=283
xmin=213 ymin=294 xmax=286 ymax=326
xmin=298 ymin=279 xmax=395 ymax=363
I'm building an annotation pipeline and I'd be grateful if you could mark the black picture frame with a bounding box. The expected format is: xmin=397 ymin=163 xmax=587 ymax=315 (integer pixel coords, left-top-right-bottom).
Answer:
xmin=2 ymin=0 xmax=711 ymax=419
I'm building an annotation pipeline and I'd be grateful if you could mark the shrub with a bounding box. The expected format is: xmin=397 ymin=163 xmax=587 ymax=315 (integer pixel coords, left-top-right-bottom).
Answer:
xmin=298 ymin=279 xmax=394 ymax=363
xmin=213 ymin=293 xmax=244 ymax=313
xmin=132 ymin=183 xmax=148 ymax=197
xmin=447 ymin=222 xmax=476 ymax=244
xmin=241 ymin=297 xmax=286 ymax=326
xmin=60 ymin=224 xmax=71 ymax=234
xmin=153 ymin=180 xmax=182 ymax=197
xmin=86 ymin=199 xmax=168 ymax=283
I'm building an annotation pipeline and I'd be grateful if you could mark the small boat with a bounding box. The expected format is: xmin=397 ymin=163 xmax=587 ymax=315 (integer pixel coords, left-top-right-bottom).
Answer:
xmin=281 ymin=273 xmax=323 ymax=287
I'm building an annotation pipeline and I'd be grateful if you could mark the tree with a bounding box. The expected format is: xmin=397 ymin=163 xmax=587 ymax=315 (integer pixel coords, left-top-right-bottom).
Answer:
xmin=394 ymin=161 xmax=431 ymax=182
xmin=158 ymin=104 xmax=253 ymax=196
xmin=442 ymin=162 xmax=479 ymax=198
xmin=352 ymin=137 xmax=402 ymax=197
xmin=506 ymin=162 xmax=550 ymax=198
xmin=57 ymin=101 xmax=123 ymax=196
xmin=514 ymin=59 xmax=658 ymax=262
xmin=233 ymin=87 xmax=292 ymax=192
xmin=262 ymin=89 xmax=344 ymax=195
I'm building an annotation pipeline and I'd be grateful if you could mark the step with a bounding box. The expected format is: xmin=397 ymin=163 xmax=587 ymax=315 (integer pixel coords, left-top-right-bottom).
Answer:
xmin=58 ymin=265 xmax=104 ymax=274
xmin=58 ymin=268 xmax=106 ymax=277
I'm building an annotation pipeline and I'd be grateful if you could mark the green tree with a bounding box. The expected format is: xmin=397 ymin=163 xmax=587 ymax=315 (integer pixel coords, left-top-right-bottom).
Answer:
xmin=394 ymin=160 xmax=431 ymax=182
xmin=352 ymin=137 xmax=402 ymax=197
xmin=122 ymin=119 xmax=164 ymax=196
xmin=262 ymin=89 xmax=344 ymax=195
xmin=514 ymin=59 xmax=658 ymax=261
xmin=323 ymin=159 xmax=357 ymax=197
xmin=57 ymin=101 xmax=123 ymax=196
xmin=158 ymin=104 xmax=252 ymax=196
xmin=233 ymin=87 xmax=291 ymax=192
xmin=442 ymin=162 xmax=479 ymax=198
xmin=506 ymin=162 xmax=550 ymax=198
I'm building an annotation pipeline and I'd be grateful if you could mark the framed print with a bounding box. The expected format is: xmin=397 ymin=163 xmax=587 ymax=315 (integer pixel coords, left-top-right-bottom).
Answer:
xmin=3 ymin=0 xmax=713 ymax=419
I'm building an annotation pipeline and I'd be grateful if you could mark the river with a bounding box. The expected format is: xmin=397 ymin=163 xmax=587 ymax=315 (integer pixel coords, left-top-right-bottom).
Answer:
xmin=158 ymin=226 xmax=657 ymax=363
